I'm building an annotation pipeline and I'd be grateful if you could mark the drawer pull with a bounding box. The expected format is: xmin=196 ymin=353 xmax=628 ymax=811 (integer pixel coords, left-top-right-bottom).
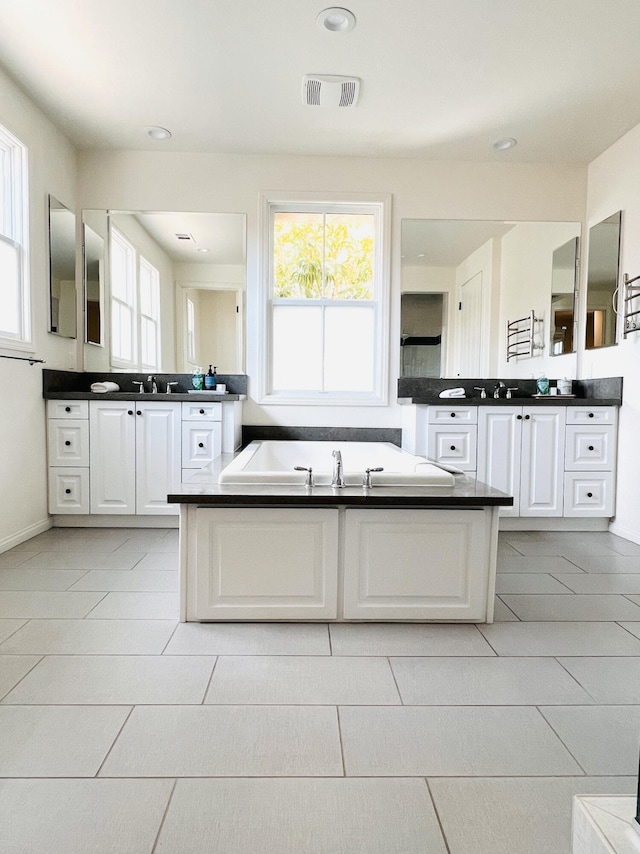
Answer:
xmin=516 ymin=414 xmax=523 ymax=420
xmin=450 ymin=412 xmax=456 ymax=418
xmin=65 ymin=488 xmax=71 ymax=494
xmin=199 ymin=408 xmax=205 ymax=414
xmin=128 ymin=410 xmax=133 ymax=416
xmin=65 ymin=406 xmax=71 ymax=413
xmin=198 ymin=442 xmax=204 ymax=448
xmin=587 ymin=492 xmax=593 ymax=498
xmin=136 ymin=410 xmax=142 ymax=416
xmin=588 ymin=412 xmax=594 ymax=418
xmin=588 ymin=445 xmax=595 ymax=451
xmin=64 ymin=440 xmax=71 ymax=446
xmin=450 ymin=445 xmax=456 ymax=451
xmin=524 ymin=414 xmax=530 ymax=420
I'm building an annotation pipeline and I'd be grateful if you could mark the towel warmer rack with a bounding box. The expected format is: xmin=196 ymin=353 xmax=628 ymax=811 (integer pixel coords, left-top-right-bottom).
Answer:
xmin=506 ymin=310 xmax=543 ymax=362
xmin=622 ymin=273 xmax=640 ymax=338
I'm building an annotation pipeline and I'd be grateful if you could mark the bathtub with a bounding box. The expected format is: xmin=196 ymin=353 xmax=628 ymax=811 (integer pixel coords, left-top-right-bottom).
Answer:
xmin=218 ymin=440 xmax=456 ymax=486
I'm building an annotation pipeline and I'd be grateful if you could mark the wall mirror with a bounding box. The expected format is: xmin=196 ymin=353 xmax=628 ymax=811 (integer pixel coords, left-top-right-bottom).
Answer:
xmin=401 ymin=219 xmax=581 ymax=378
xmin=82 ymin=210 xmax=246 ymax=373
xmin=83 ymin=211 xmax=105 ymax=346
xmin=48 ymin=195 xmax=77 ymax=338
xmin=584 ymin=211 xmax=622 ymax=350
xmin=550 ymin=236 xmax=579 ymax=356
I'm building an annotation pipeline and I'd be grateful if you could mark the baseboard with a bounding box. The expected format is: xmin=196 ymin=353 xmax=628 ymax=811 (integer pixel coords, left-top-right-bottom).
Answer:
xmin=608 ymin=520 xmax=640 ymax=545
xmin=499 ymin=517 xmax=610 ymax=532
xmin=52 ymin=515 xmax=179 ymax=528
xmin=0 ymin=517 xmax=52 ymax=554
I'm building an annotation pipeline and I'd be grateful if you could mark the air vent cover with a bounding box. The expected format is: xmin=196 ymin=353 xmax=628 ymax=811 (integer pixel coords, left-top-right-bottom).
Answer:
xmin=175 ymin=233 xmax=194 ymax=242
xmin=302 ymin=75 xmax=360 ymax=108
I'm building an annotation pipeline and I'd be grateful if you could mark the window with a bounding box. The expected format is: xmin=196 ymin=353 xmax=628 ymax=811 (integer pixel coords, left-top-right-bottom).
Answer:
xmin=110 ymin=227 xmax=161 ymax=370
xmin=261 ymin=195 xmax=389 ymax=404
xmin=0 ymin=123 xmax=30 ymax=349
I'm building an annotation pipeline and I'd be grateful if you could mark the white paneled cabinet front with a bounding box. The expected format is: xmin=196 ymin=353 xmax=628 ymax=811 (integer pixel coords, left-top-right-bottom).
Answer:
xmin=89 ymin=401 xmax=180 ymax=515
xmin=478 ymin=406 xmax=565 ymax=517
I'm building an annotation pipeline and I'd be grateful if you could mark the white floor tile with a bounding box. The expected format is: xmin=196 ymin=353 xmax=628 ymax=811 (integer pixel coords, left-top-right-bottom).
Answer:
xmin=558 ymin=656 xmax=640 ymax=703
xmin=114 ymin=534 xmax=178 ymax=553
xmin=0 ymin=567 xmax=89 ymax=590
xmin=100 ymin=705 xmax=343 ymax=777
xmin=493 ymin=598 xmax=519 ymax=621
xmin=329 ymin=623 xmax=494 ymax=656
xmin=0 ymin=620 xmax=27 ymax=644
xmin=0 ymin=619 xmax=178 ymax=655
xmin=620 ymin=622 xmax=640 ymax=640
xmin=69 ymin=570 xmax=178 ymax=592
xmin=479 ymin=621 xmax=640 ymax=656
xmin=164 ymin=622 xmax=330 ymax=655
xmin=560 ymin=555 xmax=640 ymax=573
xmin=497 ymin=555 xmax=584 ymax=573
xmin=10 ymin=535 xmax=127 ymax=553
xmin=20 ymin=551 xmax=145 ymax=570
xmin=609 ymin=538 xmax=640 ymax=556
xmin=339 ymin=706 xmax=582 ymax=776
xmin=539 ymin=705 xmax=640 ymax=774
xmin=0 ymin=591 xmax=106 ymax=618
xmin=0 ymin=778 xmax=172 ymax=853
xmin=156 ymin=778 xmax=446 ymax=854
xmin=0 ymin=705 xmax=130 ymax=776
xmin=497 ymin=542 xmax=521 ymax=558
xmin=500 ymin=593 xmax=640 ymax=621
xmin=390 ymin=657 xmax=592 ymax=705
xmin=86 ymin=592 xmax=179 ymax=619
xmin=507 ymin=543 xmax=620 ymax=557
xmin=0 ymin=550 xmax=38 ymax=569
xmin=495 ymin=573 xmax=573 ymax=594
xmin=429 ymin=776 xmax=636 ymax=854
xmin=131 ymin=553 xmax=178 ymax=571
xmin=206 ymin=656 xmax=400 ymax=705
xmin=554 ymin=573 xmax=640 ymax=593
xmin=3 ymin=654 xmax=214 ymax=705
xmin=0 ymin=656 xmax=41 ymax=700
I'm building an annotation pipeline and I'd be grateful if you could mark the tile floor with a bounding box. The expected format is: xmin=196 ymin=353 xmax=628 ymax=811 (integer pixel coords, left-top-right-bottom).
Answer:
xmin=0 ymin=526 xmax=638 ymax=852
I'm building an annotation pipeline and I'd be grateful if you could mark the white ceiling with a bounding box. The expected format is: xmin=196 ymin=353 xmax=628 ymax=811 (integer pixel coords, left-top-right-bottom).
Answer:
xmin=129 ymin=212 xmax=246 ymax=265
xmin=1 ymin=0 xmax=639 ymax=164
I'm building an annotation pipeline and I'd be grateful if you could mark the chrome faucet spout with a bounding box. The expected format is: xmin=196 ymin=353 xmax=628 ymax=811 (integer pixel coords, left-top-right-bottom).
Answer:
xmin=331 ymin=450 xmax=345 ymax=488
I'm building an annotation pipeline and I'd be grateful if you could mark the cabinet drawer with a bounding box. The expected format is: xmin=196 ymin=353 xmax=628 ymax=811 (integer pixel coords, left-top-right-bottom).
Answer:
xmin=181 ymin=402 xmax=222 ymax=421
xmin=565 ymin=407 xmax=617 ymax=425
xmin=182 ymin=421 xmax=222 ymax=467
xmin=565 ymin=426 xmax=615 ymax=471
xmin=48 ymin=467 xmax=89 ymax=514
xmin=47 ymin=420 xmax=89 ymax=466
xmin=47 ymin=400 xmax=89 ymax=419
xmin=427 ymin=426 xmax=477 ymax=471
xmin=564 ymin=472 xmax=614 ymax=517
xmin=427 ymin=405 xmax=477 ymax=424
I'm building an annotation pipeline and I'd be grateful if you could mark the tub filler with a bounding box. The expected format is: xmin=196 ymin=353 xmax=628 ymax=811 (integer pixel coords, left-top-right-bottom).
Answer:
xmin=217 ymin=440 xmax=457 ymax=486
xmin=170 ymin=441 xmax=512 ymax=624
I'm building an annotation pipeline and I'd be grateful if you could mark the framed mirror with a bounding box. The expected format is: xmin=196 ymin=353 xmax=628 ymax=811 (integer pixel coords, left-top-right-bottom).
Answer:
xmin=585 ymin=211 xmax=622 ymax=350
xmin=550 ymin=236 xmax=579 ymax=356
xmin=48 ymin=195 xmax=77 ymax=338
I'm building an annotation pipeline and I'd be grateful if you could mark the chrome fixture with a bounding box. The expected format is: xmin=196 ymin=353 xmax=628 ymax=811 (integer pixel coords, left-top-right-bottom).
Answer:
xmin=331 ymin=450 xmax=345 ymax=488
xmin=294 ymin=466 xmax=314 ymax=487
xmin=506 ymin=387 xmax=519 ymax=399
xmin=147 ymin=375 xmax=158 ymax=393
xmin=362 ymin=466 xmax=384 ymax=489
xmin=166 ymin=382 xmax=179 ymax=394
xmin=132 ymin=381 xmax=144 ymax=394
xmin=474 ymin=386 xmax=487 ymax=399
xmin=493 ymin=381 xmax=506 ymax=399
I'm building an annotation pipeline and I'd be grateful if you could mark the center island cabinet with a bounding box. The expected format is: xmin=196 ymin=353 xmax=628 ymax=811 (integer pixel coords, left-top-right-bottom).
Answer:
xmin=168 ymin=476 xmax=512 ymax=624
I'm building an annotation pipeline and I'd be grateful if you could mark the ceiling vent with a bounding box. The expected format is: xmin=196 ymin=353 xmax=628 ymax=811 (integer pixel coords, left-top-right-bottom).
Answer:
xmin=302 ymin=75 xmax=360 ymax=108
xmin=175 ymin=232 xmax=195 ymax=243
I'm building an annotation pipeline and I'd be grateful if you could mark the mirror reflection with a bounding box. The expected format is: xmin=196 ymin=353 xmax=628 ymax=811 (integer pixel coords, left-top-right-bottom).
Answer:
xmin=48 ymin=195 xmax=76 ymax=338
xmin=585 ymin=211 xmax=622 ymax=350
xmin=83 ymin=213 xmax=105 ymax=346
xmin=401 ymin=219 xmax=581 ymax=377
xmin=550 ymin=236 xmax=579 ymax=356
xmin=82 ymin=211 xmax=246 ymax=373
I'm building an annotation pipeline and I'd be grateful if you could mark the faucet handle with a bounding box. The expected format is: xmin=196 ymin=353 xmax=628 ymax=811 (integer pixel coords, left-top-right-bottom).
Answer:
xmin=166 ymin=382 xmax=179 ymax=394
xmin=132 ymin=381 xmax=144 ymax=394
xmin=473 ymin=386 xmax=487 ymax=399
xmin=506 ymin=387 xmax=519 ymax=399
xmin=294 ymin=466 xmax=314 ymax=487
xmin=363 ymin=466 xmax=384 ymax=489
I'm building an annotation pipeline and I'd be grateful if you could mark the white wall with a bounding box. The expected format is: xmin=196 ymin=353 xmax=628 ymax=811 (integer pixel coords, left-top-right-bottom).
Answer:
xmin=78 ymin=150 xmax=587 ymax=427
xmin=0 ymin=66 xmax=77 ymax=549
xmin=580 ymin=123 xmax=640 ymax=543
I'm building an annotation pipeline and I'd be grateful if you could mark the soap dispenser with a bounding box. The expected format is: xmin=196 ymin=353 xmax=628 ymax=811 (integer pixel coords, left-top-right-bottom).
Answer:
xmin=191 ymin=366 xmax=204 ymax=390
xmin=536 ymin=374 xmax=549 ymax=395
xmin=205 ymin=365 xmax=216 ymax=389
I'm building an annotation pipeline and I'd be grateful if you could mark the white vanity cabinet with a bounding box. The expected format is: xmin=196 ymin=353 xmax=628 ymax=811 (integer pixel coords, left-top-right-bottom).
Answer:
xmin=477 ymin=406 xmax=565 ymax=517
xmin=426 ymin=405 xmax=477 ymax=473
xmin=46 ymin=400 xmax=90 ymax=514
xmin=89 ymin=400 xmax=181 ymax=515
xmin=563 ymin=407 xmax=617 ymax=517
xmin=181 ymin=402 xmax=222 ymax=483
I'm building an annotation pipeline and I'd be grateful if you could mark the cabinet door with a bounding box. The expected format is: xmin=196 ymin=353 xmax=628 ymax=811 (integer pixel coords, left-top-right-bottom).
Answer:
xmin=90 ymin=401 xmax=136 ymax=514
xmin=427 ymin=425 xmax=477 ymax=471
xmin=520 ymin=407 xmax=565 ymax=516
xmin=182 ymin=421 xmax=222 ymax=468
xmin=135 ymin=402 xmax=181 ymax=515
xmin=477 ymin=407 xmax=522 ymax=516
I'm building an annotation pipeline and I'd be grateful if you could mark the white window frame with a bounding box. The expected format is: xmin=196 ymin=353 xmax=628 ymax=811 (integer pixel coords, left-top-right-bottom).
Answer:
xmin=138 ymin=256 xmax=161 ymax=372
xmin=0 ymin=123 xmax=30 ymax=353
xmin=258 ymin=192 xmax=390 ymax=406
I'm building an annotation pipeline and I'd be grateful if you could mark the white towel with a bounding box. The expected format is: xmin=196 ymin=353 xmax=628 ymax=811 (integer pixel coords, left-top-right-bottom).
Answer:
xmin=90 ymin=381 xmax=120 ymax=393
xmin=438 ymin=387 xmax=465 ymax=398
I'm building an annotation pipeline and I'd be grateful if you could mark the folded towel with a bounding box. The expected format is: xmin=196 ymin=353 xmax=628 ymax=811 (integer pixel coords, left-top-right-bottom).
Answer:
xmin=90 ymin=381 xmax=120 ymax=393
xmin=438 ymin=387 xmax=465 ymax=398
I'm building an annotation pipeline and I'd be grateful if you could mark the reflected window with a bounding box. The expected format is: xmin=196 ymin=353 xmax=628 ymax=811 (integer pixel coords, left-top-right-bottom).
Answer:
xmin=0 ymin=122 xmax=29 ymax=347
xmin=186 ymin=296 xmax=196 ymax=363
xmin=585 ymin=212 xmax=622 ymax=350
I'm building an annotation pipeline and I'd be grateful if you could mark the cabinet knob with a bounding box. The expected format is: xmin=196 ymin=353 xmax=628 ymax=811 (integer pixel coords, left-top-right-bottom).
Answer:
xmin=127 ymin=410 xmax=133 ymax=416
xmin=64 ymin=406 xmax=71 ymax=413
xmin=516 ymin=414 xmax=523 ymax=420
xmin=450 ymin=412 xmax=456 ymax=418
xmin=136 ymin=410 xmax=142 ymax=416
xmin=450 ymin=445 xmax=456 ymax=451
xmin=524 ymin=414 xmax=530 ymax=420
xmin=198 ymin=442 xmax=204 ymax=448
xmin=65 ymin=488 xmax=71 ymax=494
xmin=588 ymin=445 xmax=595 ymax=451
xmin=199 ymin=408 xmax=205 ymax=415
xmin=587 ymin=492 xmax=593 ymax=498
xmin=64 ymin=440 xmax=71 ymax=446
xmin=588 ymin=412 xmax=594 ymax=418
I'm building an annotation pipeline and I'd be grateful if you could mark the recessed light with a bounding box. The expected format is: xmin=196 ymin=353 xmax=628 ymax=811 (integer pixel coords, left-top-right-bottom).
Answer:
xmin=317 ymin=7 xmax=356 ymax=32
xmin=197 ymin=248 xmax=210 ymax=254
xmin=147 ymin=126 xmax=172 ymax=140
xmin=492 ymin=137 xmax=517 ymax=151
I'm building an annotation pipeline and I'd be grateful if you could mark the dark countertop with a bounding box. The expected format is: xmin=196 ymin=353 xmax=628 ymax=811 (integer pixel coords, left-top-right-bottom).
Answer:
xmin=44 ymin=391 xmax=244 ymax=402
xmin=398 ymin=396 xmax=621 ymax=407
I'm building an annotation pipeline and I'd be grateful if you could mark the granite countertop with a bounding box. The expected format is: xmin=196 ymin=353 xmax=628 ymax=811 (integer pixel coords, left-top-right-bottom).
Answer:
xmin=43 ymin=391 xmax=244 ymax=402
xmin=398 ymin=396 xmax=621 ymax=407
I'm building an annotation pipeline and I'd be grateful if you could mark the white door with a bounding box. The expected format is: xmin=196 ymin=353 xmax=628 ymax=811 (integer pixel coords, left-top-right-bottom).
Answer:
xmin=520 ymin=407 xmax=566 ymax=516
xmin=457 ymin=272 xmax=483 ymax=377
xmin=477 ymin=407 xmax=522 ymax=516
xmin=90 ymin=401 xmax=136 ymax=514
xmin=135 ymin=402 xmax=181 ymax=515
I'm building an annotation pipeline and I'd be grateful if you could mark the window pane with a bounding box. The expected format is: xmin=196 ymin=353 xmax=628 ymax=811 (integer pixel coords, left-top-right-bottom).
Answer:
xmin=140 ymin=316 xmax=157 ymax=368
xmin=112 ymin=302 xmax=133 ymax=362
xmin=0 ymin=237 xmax=20 ymax=336
xmin=272 ymin=305 xmax=322 ymax=391
xmin=324 ymin=306 xmax=374 ymax=392
xmin=325 ymin=213 xmax=374 ymax=300
xmin=273 ymin=211 xmax=323 ymax=298
xmin=139 ymin=259 xmax=159 ymax=317
xmin=110 ymin=237 xmax=132 ymax=301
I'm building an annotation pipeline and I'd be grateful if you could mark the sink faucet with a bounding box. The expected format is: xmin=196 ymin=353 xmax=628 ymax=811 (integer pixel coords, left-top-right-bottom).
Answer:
xmin=331 ymin=450 xmax=345 ymax=488
xmin=147 ymin=375 xmax=158 ymax=393
xmin=493 ymin=381 xmax=506 ymax=399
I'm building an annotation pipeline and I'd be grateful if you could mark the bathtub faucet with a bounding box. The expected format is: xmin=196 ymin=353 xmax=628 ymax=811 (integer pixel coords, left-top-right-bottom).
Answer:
xmin=331 ymin=450 xmax=345 ymax=488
